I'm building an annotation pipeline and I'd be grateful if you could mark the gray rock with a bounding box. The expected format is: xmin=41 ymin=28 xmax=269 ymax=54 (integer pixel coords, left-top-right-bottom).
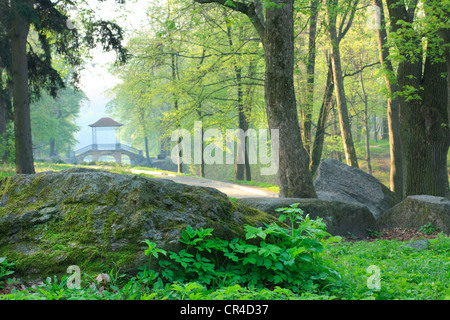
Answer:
xmin=237 ymin=197 xmax=376 ymax=238
xmin=314 ymin=158 xmax=401 ymax=219
xmin=0 ymin=168 xmax=275 ymax=278
xmin=404 ymin=239 xmax=429 ymax=251
xmin=377 ymin=195 xmax=450 ymax=234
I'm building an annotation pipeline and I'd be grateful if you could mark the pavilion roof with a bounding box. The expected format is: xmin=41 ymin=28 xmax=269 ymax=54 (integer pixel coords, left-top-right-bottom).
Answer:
xmin=89 ymin=117 xmax=123 ymax=128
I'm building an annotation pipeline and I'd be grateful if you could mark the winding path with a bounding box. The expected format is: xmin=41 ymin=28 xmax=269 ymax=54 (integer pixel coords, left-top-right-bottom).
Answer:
xmin=130 ymin=169 xmax=279 ymax=199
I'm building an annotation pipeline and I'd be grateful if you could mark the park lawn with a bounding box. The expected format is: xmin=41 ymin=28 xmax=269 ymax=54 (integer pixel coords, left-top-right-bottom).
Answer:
xmin=326 ymin=233 xmax=450 ymax=300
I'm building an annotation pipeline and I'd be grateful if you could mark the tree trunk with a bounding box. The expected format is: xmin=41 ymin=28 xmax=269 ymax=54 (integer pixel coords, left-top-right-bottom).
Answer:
xmin=171 ymin=53 xmax=183 ymax=174
xmin=234 ymin=67 xmax=252 ymax=181
xmin=263 ymin=0 xmax=317 ymax=198
xmin=195 ymin=0 xmax=316 ymax=198
xmin=144 ymin=136 xmax=150 ymax=159
xmin=325 ymin=0 xmax=358 ymax=168
xmin=226 ymin=26 xmax=245 ymax=181
xmin=199 ymin=125 xmax=205 ymax=178
xmin=159 ymin=133 xmax=170 ymax=158
xmin=387 ymin=0 xmax=449 ymax=198
xmin=310 ymin=57 xmax=334 ymax=176
xmin=331 ymin=102 xmax=343 ymax=162
xmin=224 ymin=17 xmax=251 ymax=182
xmin=175 ymin=100 xmax=183 ymax=174
xmin=401 ymin=58 xmax=449 ymax=197
xmin=11 ymin=0 xmax=35 ymax=174
xmin=196 ymin=109 xmax=205 ymax=178
xmin=301 ymin=0 xmax=319 ymax=158
xmin=49 ymin=139 xmax=55 ymax=157
xmin=374 ymin=0 xmax=403 ymax=197
xmin=361 ymin=74 xmax=372 ymax=175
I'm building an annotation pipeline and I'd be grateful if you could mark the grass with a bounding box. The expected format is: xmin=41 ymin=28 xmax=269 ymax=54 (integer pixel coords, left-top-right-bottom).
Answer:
xmin=326 ymin=234 xmax=450 ymax=300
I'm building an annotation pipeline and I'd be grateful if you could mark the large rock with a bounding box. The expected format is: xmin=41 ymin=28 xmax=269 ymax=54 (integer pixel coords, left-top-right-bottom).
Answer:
xmin=314 ymin=158 xmax=401 ymax=219
xmin=377 ymin=195 xmax=450 ymax=234
xmin=237 ymin=197 xmax=376 ymax=238
xmin=0 ymin=168 xmax=275 ymax=279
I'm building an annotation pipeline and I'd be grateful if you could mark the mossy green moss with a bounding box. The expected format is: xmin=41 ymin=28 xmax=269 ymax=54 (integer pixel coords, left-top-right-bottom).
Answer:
xmin=0 ymin=175 xmax=48 ymax=217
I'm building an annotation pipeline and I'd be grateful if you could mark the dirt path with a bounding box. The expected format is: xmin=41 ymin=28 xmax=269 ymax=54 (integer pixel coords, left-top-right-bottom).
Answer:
xmin=130 ymin=169 xmax=279 ymax=199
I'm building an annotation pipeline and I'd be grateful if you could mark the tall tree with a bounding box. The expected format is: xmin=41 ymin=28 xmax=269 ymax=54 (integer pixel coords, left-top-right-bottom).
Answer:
xmin=194 ymin=0 xmax=317 ymax=198
xmin=301 ymin=0 xmax=320 ymax=160
xmin=386 ymin=0 xmax=449 ymax=197
xmin=2 ymin=0 xmax=127 ymax=174
xmin=324 ymin=0 xmax=359 ymax=168
xmin=10 ymin=0 xmax=34 ymax=173
xmin=372 ymin=0 xmax=403 ymax=197
xmin=310 ymin=54 xmax=334 ymax=175
xmin=30 ymin=84 xmax=86 ymax=158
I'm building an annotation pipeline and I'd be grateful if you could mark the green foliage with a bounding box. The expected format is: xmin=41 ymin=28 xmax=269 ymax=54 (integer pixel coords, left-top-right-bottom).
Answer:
xmin=418 ymin=223 xmax=437 ymax=235
xmin=326 ymin=233 xmax=450 ymax=300
xmin=141 ymin=239 xmax=167 ymax=270
xmin=156 ymin=205 xmax=342 ymax=292
xmin=0 ymin=130 xmax=15 ymax=164
xmin=30 ymin=86 xmax=86 ymax=158
xmin=0 ymin=257 xmax=14 ymax=287
xmin=367 ymin=228 xmax=382 ymax=238
xmin=2 ymin=232 xmax=450 ymax=300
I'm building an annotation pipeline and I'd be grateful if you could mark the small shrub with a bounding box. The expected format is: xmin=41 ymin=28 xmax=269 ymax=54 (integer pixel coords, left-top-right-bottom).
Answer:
xmin=0 ymin=257 xmax=15 ymax=287
xmin=367 ymin=228 xmax=383 ymax=238
xmin=418 ymin=222 xmax=437 ymax=235
xmin=155 ymin=204 xmax=342 ymax=293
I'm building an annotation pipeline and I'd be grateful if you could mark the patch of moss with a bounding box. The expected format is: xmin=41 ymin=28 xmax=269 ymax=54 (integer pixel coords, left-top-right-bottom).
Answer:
xmin=53 ymin=204 xmax=97 ymax=244
xmin=0 ymin=175 xmax=49 ymax=218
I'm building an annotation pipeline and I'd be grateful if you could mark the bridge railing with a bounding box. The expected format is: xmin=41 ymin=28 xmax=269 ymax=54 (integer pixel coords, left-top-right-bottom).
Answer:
xmin=121 ymin=144 xmax=141 ymax=154
xmin=74 ymin=144 xmax=143 ymax=156
xmin=73 ymin=145 xmax=93 ymax=155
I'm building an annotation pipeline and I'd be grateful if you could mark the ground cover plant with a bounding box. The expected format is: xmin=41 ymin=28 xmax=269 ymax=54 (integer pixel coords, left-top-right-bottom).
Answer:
xmin=0 ymin=202 xmax=449 ymax=300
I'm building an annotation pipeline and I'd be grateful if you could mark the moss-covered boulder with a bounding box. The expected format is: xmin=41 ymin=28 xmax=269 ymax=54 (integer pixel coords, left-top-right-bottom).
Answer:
xmin=0 ymin=168 xmax=275 ymax=280
xmin=377 ymin=195 xmax=450 ymax=234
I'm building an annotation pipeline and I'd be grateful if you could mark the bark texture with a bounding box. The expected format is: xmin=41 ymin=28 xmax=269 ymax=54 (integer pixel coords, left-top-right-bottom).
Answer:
xmin=11 ymin=0 xmax=35 ymax=174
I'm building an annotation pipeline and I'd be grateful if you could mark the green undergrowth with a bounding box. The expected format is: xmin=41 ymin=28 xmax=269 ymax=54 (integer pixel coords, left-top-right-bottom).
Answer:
xmin=1 ymin=203 xmax=449 ymax=300
xmin=0 ymin=204 xmax=342 ymax=300
xmin=326 ymin=234 xmax=450 ymax=300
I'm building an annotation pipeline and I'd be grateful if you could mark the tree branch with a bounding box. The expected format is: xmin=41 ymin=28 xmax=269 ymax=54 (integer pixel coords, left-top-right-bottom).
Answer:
xmin=343 ymin=61 xmax=380 ymax=78
xmin=194 ymin=0 xmax=265 ymax=41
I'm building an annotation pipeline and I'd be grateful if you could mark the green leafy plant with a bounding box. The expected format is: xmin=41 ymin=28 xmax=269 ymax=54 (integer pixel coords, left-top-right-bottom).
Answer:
xmin=156 ymin=204 xmax=342 ymax=292
xmin=142 ymin=239 xmax=167 ymax=269
xmin=418 ymin=223 xmax=437 ymax=235
xmin=0 ymin=257 xmax=15 ymax=287
xmin=367 ymin=228 xmax=383 ymax=238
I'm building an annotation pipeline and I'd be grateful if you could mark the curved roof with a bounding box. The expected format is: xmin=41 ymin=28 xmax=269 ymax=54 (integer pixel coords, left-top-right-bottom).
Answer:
xmin=89 ymin=117 xmax=123 ymax=127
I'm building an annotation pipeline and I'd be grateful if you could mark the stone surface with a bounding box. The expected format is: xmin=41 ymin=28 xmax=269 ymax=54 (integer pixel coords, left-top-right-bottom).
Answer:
xmin=0 ymin=168 xmax=275 ymax=278
xmin=237 ymin=197 xmax=376 ymax=238
xmin=314 ymin=158 xmax=401 ymax=219
xmin=404 ymin=239 xmax=429 ymax=251
xmin=377 ymin=195 xmax=450 ymax=234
